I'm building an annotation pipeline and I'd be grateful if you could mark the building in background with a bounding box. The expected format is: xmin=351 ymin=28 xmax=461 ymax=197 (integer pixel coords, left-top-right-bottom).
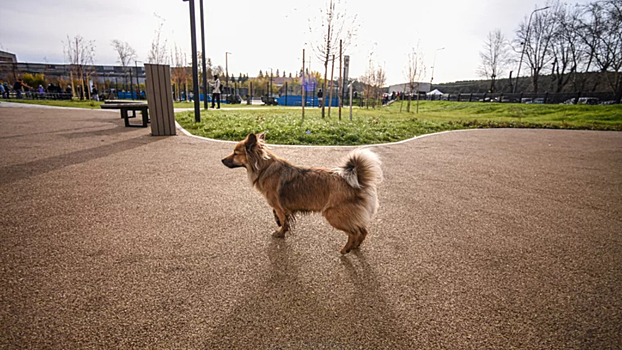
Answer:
xmin=0 ymin=50 xmax=18 ymax=63
xmin=0 ymin=51 xmax=145 ymax=89
xmin=388 ymin=82 xmax=431 ymax=94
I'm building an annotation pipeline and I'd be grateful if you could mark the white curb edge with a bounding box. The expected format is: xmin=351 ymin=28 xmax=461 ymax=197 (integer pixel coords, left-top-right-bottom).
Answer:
xmin=174 ymin=120 xmax=478 ymax=149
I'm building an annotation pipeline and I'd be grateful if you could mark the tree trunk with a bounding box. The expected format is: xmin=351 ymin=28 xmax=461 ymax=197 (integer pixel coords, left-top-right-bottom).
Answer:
xmin=338 ymin=40 xmax=342 ymax=121
xmin=416 ymin=84 xmax=420 ymax=114
xmin=321 ymin=1 xmax=332 ymax=119
xmin=322 ymin=61 xmax=328 ymax=118
xmin=70 ymin=70 xmax=76 ymax=99
xmin=79 ymin=69 xmax=85 ymax=100
xmin=328 ymin=55 xmax=335 ymax=117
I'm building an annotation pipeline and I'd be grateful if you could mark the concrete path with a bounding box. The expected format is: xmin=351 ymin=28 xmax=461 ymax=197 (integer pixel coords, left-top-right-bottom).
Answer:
xmin=1 ymin=105 xmax=621 ymax=349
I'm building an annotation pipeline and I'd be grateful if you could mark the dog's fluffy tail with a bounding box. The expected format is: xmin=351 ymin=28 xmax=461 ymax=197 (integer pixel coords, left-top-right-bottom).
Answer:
xmin=337 ymin=148 xmax=383 ymax=191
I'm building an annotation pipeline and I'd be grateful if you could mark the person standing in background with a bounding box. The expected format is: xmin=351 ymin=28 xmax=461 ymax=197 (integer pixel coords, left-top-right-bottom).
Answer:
xmin=211 ymin=75 xmax=221 ymax=109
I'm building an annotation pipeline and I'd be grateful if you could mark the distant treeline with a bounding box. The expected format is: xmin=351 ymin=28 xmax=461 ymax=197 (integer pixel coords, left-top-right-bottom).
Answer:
xmin=433 ymin=71 xmax=619 ymax=95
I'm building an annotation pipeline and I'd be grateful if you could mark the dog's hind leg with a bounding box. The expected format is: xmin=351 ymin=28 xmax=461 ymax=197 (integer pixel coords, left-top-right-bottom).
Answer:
xmin=323 ymin=208 xmax=360 ymax=254
xmin=273 ymin=209 xmax=282 ymax=227
xmin=353 ymin=227 xmax=368 ymax=249
xmin=342 ymin=230 xmax=359 ymax=254
xmin=272 ymin=208 xmax=290 ymax=238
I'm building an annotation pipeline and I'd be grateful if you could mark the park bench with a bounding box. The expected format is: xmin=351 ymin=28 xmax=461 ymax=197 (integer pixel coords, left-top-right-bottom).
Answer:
xmin=100 ymin=101 xmax=149 ymax=128
xmin=98 ymin=64 xmax=175 ymax=135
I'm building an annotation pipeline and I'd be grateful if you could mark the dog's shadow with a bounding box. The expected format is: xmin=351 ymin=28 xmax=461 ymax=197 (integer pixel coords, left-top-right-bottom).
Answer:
xmin=202 ymin=238 xmax=416 ymax=348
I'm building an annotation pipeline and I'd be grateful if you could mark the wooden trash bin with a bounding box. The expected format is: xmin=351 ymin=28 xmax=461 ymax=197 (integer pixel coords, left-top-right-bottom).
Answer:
xmin=145 ymin=64 xmax=176 ymax=136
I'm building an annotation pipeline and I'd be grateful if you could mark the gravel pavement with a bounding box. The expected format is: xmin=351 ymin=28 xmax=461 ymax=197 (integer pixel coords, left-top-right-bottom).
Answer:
xmin=1 ymin=105 xmax=621 ymax=349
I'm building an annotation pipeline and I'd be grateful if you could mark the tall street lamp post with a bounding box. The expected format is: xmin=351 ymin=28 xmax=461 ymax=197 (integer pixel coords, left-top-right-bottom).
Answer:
xmin=225 ymin=52 xmax=232 ymax=94
xmin=430 ymin=47 xmax=445 ymax=85
xmin=183 ymin=0 xmax=201 ymax=122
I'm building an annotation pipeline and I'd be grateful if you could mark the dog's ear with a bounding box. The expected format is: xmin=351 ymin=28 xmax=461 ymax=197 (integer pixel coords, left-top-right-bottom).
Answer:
xmin=257 ymin=132 xmax=266 ymax=142
xmin=245 ymin=133 xmax=257 ymax=153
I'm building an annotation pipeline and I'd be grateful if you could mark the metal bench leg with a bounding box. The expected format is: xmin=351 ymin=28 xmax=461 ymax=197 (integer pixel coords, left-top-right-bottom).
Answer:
xmin=122 ymin=109 xmax=130 ymax=127
xmin=141 ymin=109 xmax=149 ymax=127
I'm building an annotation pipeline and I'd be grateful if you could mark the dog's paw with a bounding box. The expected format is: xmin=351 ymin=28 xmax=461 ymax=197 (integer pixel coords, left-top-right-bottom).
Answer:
xmin=340 ymin=247 xmax=350 ymax=254
xmin=272 ymin=230 xmax=285 ymax=238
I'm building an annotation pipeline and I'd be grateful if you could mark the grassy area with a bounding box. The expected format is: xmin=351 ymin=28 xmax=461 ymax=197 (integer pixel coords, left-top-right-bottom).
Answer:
xmin=173 ymin=101 xmax=269 ymax=109
xmin=4 ymin=98 xmax=620 ymax=145
xmin=176 ymin=101 xmax=622 ymax=145
xmin=402 ymin=100 xmax=622 ymax=129
xmin=2 ymin=99 xmax=103 ymax=109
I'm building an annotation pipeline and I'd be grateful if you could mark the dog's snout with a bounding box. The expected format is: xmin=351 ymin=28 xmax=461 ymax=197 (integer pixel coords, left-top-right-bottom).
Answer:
xmin=222 ymin=156 xmax=241 ymax=168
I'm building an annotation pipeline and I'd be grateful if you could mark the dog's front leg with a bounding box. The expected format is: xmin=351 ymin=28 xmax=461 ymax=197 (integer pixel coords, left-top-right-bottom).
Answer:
xmin=272 ymin=209 xmax=289 ymax=238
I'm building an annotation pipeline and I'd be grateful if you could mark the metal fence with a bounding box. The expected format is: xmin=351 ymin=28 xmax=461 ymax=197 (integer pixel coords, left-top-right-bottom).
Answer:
xmin=5 ymin=85 xmax=619 ymax=106
xmin=3 ymin=92 xmax=73 ymax=100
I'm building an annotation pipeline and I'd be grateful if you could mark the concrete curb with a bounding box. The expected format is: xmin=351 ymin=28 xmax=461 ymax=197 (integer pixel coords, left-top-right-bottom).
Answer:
xmin=0 ymin=101 xmax=118 ymax=112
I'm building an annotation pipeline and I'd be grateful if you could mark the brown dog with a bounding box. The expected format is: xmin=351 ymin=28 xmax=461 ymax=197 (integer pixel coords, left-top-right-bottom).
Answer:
xmin=222 ymin=133 xmax=383 ymax=254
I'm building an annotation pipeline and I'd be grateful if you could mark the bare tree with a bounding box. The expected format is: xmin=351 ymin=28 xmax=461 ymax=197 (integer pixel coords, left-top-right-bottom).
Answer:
xmin=404 ymin=47 xmax=426 ymax=113
xmin=604 ymin=0 xmax=622 ymax=101
xmin=328 ymin=55 xmax=335 ymax=116
xmin=357 ymin=53 xmax=386 ymax=109
xmin=171 ymin=45 xmax=190 ymax=101
xmin=309 ymin=0 xmax=357 ymax=118
xmin=374 ymin=64 xmax=386 ymax=106
xmin=583 ymin=0 xmax=622 ymax=100
xmin=111 ymin=40 xmax=136 ymax=67
xmin=147 ymin=17 xmax=169 ymax=64
xmin=515 ymin=5 xmax=556 ymax=93
xmin=478 ymin=29 xmax=510 ymax=92
xmin=64 ymin=35 xmax=95 ymax=100
xmin=212 ymin=65 xmax=224 ymax=77
xmin=553 ymin=3 xmax=590 ymax=92
xmin=111 ymin=40 xmax=136 ymax=90
xmin=359 ymin=54 xmax=375 ymax=109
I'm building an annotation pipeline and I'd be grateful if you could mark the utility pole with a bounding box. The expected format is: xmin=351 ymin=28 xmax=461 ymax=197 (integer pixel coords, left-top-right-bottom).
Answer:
xmin=199 ymin=0 xmax=208 ymax=110
xmin=339 ymin=40 xmax=342 ymax=121
xmin=302 ymin=48 xmax=305 ymax=121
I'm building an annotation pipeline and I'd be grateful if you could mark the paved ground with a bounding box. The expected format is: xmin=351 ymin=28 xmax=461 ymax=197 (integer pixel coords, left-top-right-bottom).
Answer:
xmin=1 ymin=104 xmax=621 ymax=349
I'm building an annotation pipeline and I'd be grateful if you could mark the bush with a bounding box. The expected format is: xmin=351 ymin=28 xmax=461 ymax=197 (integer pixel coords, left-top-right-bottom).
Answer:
xmin=22 ymin=73 xmax=45 ymax=90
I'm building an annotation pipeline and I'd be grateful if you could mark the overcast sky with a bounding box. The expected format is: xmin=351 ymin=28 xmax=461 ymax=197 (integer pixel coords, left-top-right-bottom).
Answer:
xmin=0 ymin=0 xmax=592 ymax=85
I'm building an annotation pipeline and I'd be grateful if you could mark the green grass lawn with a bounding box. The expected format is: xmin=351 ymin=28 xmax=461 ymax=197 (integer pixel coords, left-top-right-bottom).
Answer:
xmin=172 ymin=101 xmax=273 ymax=109
xmin=176 ymin=101 xmax=622 ymax=145
xmin=405 ymin=100 xmax=622 ymax=129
